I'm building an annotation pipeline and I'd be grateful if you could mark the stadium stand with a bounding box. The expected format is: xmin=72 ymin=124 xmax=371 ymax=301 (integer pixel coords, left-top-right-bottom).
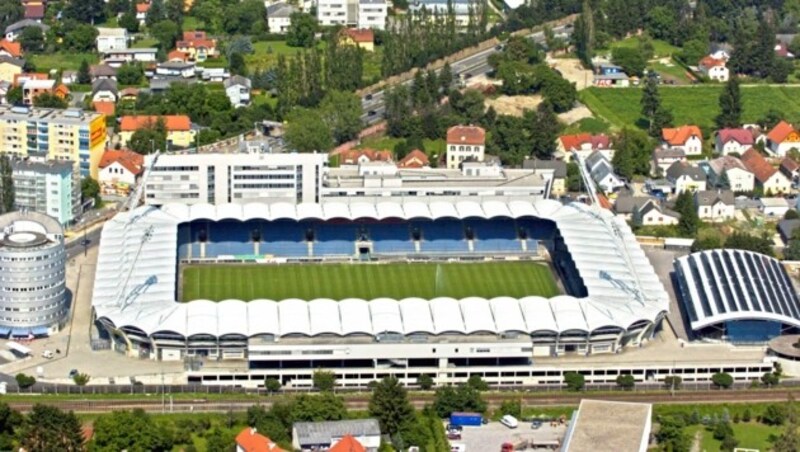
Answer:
xmin=259 ymin=221 xmax=308 ymax=257
xmin=314 ymin=222 xmax=358 ymax=256
xmin=467 ymin=219 xmax=522 ymax=253
xmin=416 ymin=220 xmax=468 ymax=253
xmin=369 ymin=222 xmax=414 ymax=254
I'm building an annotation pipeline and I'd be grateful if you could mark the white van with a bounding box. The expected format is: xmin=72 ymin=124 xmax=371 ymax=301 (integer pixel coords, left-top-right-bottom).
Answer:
xmin=500 ymin=415 xmax=519 ymax=429
xmin=41 ymin=350 xmax=53 ymax=359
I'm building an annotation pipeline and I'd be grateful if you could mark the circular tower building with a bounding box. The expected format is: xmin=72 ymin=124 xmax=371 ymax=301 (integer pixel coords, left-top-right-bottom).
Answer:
xmin=0 ymin=211 xmax=68 ymax=337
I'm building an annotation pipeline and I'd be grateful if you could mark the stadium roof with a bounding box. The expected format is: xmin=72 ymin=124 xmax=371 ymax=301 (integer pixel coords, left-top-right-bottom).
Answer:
xmin=92 ymin=200 xmax=669 ymax=339
xmin=674 ymin=249 xmax=800 ymax=331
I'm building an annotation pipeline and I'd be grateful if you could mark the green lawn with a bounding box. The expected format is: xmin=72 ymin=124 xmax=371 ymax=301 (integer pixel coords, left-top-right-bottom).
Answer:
xmin=30 ymin=53 xmax=98 ymax=72
xmin=609 ymin=37 xmax=680 ymax=58
xmin=246 ymin=40 xmax=326 ymax=70
xmin=181 ymin=261 xmax=560 ymax=301
xmin=686 ymin=422 xmax=780 ymax=452
xmin=131 ymin=37 xmax=159 ymax=48
xmin=580 ymin=85 xmax=800 ymax=131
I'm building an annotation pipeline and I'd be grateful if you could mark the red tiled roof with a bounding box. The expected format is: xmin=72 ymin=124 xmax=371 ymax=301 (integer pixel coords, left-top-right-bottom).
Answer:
xmin=767 ymin=120 xmax=796 ymax=144
xmin=0 ymin=40 xmax=22 ymax=58
xmin=183 ymin=31 xmax=208 ymax=41
xmin=54 ymin=84 xmax=69 ymax=97
xmin=558 ymin=133 xmax=611 ymax=151
xmin=340 ymin=148 xmax=393 ymax=165
xmin=661 ymin=125 xmax=702 ymax=146
xmin=119 ymin=87 xmax=139 ymax=97
xmin=24 ymin=4 xmax=44 ymax=19
xmin=177 ymin=38 xmax=216 ymax=50
xmin=740 ymin=148 xmax=777 ymax=183
xmin=99 ymin=149 xmax=144 ymax=175
xmin=93 ymin=101 xmax=115 ymax=116
xmin=167 ymin=50 xmax=188 ymax=61
xmin=780 ymin=157 xmax=800 ymax=175
xmin=698 ymin=56 xmax=725 ymax=68
xmin=398 ymin=149 xmax=429 ymax=168
xmin=235 ymin=428 xmax=286 ymax=452
xmin=446 ymin=125 xmax=486 ymax=146
xmin=136 ymin=3 xmax=150 ymax=13
xmin=120 ymin=115 xmax=191 ymax=132
xmin=717 ymin=128 xmax=754 ymax=146
xmin=342 ymin=28 xmax=374 ymax=43
xmin=330 ymin=435 xmax=366 ymax=452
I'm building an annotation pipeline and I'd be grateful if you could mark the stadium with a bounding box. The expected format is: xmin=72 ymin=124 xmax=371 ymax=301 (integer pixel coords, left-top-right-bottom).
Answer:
xmin=91 ymin=199 xmax=670 ymax=388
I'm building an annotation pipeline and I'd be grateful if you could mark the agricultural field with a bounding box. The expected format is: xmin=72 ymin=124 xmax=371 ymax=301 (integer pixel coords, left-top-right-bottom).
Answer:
xmin=579 ymin=85 xmax=800 ymax=131
xmin=181 ymin=261 xmax=560 ymax=301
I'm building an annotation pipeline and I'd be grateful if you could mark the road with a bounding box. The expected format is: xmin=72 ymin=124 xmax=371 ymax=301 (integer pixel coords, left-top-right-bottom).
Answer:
xmin=359 ymin=25 xmax=574 ymax=125
xmin=4 ymin=388 xmax=798 ymax=414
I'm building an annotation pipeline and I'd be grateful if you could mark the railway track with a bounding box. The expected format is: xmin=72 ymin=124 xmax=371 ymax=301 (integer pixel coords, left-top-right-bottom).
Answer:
xmin=5 ymin=390 xmax=799 ymax=413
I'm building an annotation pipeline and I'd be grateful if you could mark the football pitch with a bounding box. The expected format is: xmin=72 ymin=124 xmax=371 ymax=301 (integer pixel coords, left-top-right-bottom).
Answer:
xmin=181 ymin=261 xmax=560 ymax=301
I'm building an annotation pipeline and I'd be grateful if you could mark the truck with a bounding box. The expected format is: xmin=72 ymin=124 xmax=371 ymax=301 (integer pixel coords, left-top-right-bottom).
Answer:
xmin=449 ymin=412 xmax=483 ymax=427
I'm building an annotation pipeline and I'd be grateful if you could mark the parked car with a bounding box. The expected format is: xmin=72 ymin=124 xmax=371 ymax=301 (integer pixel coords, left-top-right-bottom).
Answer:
xmin=531 ymin=420 xmax=542 ymax=429
xmin=41 ymin=350 xmax=53 ymax=359
xmin=500 ymin=415 xmax=519 ymax=429
xmin=68 ymin=369 xmax=78 ymax=378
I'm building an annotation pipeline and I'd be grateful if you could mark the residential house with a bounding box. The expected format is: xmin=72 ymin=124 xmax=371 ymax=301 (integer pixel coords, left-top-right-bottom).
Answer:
xmin=317 ymin=0 xmax=351 ymax=26
xmin=778 ymin=218 xmax=800 ymax=244
xmin=522 ymin=158 xmax=567 ymax=196
xmin=358 ymin=0 xmax=388 ymax=30
xmin=235 ymin=427 xmax=286 ymax=452
xmin=330 ymin=435 xmax=367 ymax=452
xmin=665 ymin=161 xmax=707 ymax=194
xmin=266 ymin=3 xmax=297 ymax=33
xmin=12 ymin=72 xmax=46 ymax=87
xmin=652 ymin=147 xmax=685 ymax=175
xmin=96 ymin=28 xmax=128 ymax=53
xmin=224 ymin=75 xmax=252 ymax=108
xmin=136 ymin=2 xmax=150 ymax=25
xmin=21 ymin=78 xmax=54 ymax=105
xmin=60 ymin=70 xmax=77 ymax=85
xmin=155 ymin=61 xmax=196 ymax=78
xmin=200 ymin=67 xmax=230 ymax=82
xmin=766 ymin=120 xmax=800 ymax=157
xmin=637 ymin=201 xmax=680 ymax=226
xmin=709 ymin=48 xmax=730 ymax=61
xmin=119 ymin=87 xmax=139 ymax=102
xmin=98 ymin=149 xmax=144 ymax=196
xmin=119 ymin=115 xmax=196 ymax=148
xmin=0 ymin=40 xmax=22 ymax=58
xmin=340 ymin=29 xmax=375 ymax=52
xmin=445 ymin=125 xmax=485 ymax=169
xmin=23 ymin=2 xmax=45 ymax=22
xmin=776 ymin=42 xmax=795 ymax=59
xmin=697 ymin=56 xmax=729 ymax=82
xmin=292 ymin=419 xmax=381 ymax=452
xmin=90 ymin=64 xmax=118 ymax=82
xmin=167 ymin=50 xmax=188 ymax=62
xmin=0 ymin=56 xmax=24 ymax=84
xmin=586 ymin=150 xmax=624 ymax=193
xmin=555 ymin=133 xmax=613 ymax=161
xmin=740 ymin=148 xmax=792 ymax=194
xmin=11 ymin=159 xmax=81 ymax=226
xmin=704 ymin=155 xmax=754 ymax=193
xmin=93 ymin=101 xmax=115 ymax=116
xmin=0 ymin=81 xmax=8 ymax=104
xmin=760 ymin=197 xmax=791 ymax=217
xmin=715 ymin=128 xmax=754 ymax=155
xmin=103 ymin=48 xmax=158 ymax=66
xmin=594 ymin=64 xmax=629 ymax=87
xmin=3 ymin=20 xmax=49 ymax=42
xmin=614 ymin=195 xmax=655 ymax=221
xmin=176 ymin=31 xmax=217 ymax=62
xmin=91 ymin=79 xmax=118 ymax=103
xmin=662 ymin=125 xmax=703 ymax=156
xmin=780 ymin=157 xmax=800 ymax=183
xmin=695 ymin=190 xmax=735 ymax=222
xmin=339 ymin=148 xmax=393 ymax=167
xmin=397 ymin=149 xmax=429 ymax=168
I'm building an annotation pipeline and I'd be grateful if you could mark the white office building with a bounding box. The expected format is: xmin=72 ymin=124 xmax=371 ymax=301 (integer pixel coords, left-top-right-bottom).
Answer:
xmin=358 ymin=0 xmax=387 ymax=29
xmin=11 ymin=159 xmax=81 ymax=226
xmin=317 ymin=0 xmax=352 ymax=26
xmin=144 ymin=152 xmax=328 ymax=206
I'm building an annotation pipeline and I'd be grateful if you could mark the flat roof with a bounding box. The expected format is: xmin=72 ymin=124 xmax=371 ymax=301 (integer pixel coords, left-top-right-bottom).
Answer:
xmin=564 ymin=400 xmax=651 ymax=452
xmin=326 ymin=168 xmax=551 ymax=189
xmin=0 ymin=105 xmax=103 ymax=125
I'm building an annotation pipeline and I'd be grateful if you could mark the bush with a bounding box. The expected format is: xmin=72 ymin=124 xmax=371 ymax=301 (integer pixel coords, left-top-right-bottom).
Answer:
xmin=664 ymin=375 xmax=682 ymax=390
xmin=761 ymin=404 xmax=787 ymax=426
xmin=264 ymin=378 xmax=281 ymax=393
xmin=312 ymin=370 xmax=336 ymax=392
xmin=416 ymin=374 xmax=434 ymax=390
xmin=616 ymin=374 xmax=635 ymax=390
xmin=15 ymin=373 xmax=35 ymax=389
xmin=564 ymin=372 xmax=585 ymax=392
xmin=711 ymin=372 xmax=733 ymax=389
xmin=466 ymin=375 xmax=489 ymax=391
xmin=498 ymin=400 xmax=521 ymax=418
xmin=761 ymin=372 xmax=780 ymax=387
xmin=742 ymin=408 xmax=752 ymax=422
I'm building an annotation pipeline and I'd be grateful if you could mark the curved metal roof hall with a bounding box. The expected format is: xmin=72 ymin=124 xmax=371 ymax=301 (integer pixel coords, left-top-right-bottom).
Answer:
xmin=91 ymin=200 xmax=670 ymax=340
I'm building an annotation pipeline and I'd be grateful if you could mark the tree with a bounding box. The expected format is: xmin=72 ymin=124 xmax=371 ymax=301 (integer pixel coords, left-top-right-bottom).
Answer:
xmin=146 ymin=0 xmax=167 ymax=26
xmin=206 ymin=427 xmax=235 ymax=452
xmin=165 ymin=0 xmax=184 ymax=27
xmin=284 ymin=108 xmax=334 ymax=153
xmin=312 ymin=370 xmax=336 ymax=392
xmin=64 ymin=24 xmax=99 ymax=52
xmin=641 ymin=75 xmax=661 ymax=129
xmin=784 ymin=240 xmax=800 ymax=260
xmin=369 ymin=376 xmax=415 ymax=438
xmin=664 ymin=375 xmax=682 ymax=390
xmin=711 ymin=372 xmax=733 ymax=389
xmin=150 ymin=20 xmax=180 ymax=51
xmin=264 ymin=378 xmax=282 ymax=393
xmin=762 ymin=371 xmax=780 ymax=387
xmin=466 ymin=375 xmax=489 ymax=391
xmin=229 ymin=52 xmax=248 ymax=76
xmin=650 ymin=106 xmax=674 ymax=137
xmin=528 ymin=101 xmax=562 ymax=159
xmin=15 ymin=373 xmax=35 ymax=390
xmin=432 ymin=385 xmax=487 ymax=418
xmin=0 ymin=3 xmax=23 ymax=36
xmin=64 ymin=0 xmax=106 ymax=23
xmin=655 ymin=415 xmax=690 ymax=452
xmin=573 ymin=0 xmax=594 ymax=67
xmin=499 ymin=400 xmax=522 ymax=417
xmin=33 ymin=93 xmax=68 ymax=109
xmin=770 ymin=58 xmax=794 ymax=83
xmin=291 ymin=393 xmax=347 ymax=422
xmin=93 ymin=409 xmax=174 ymax=451
xmin=18 ymin=404 xmax=84 ymax=452
xmin=724 ymin=232 xmax=774 ymax=256
xmin=613 ymin=128 xmax=652 ymax=179
xmin=286 ymin=12 xmax=317 ymax=48
xmin=5 ymin=86 xmax=21 ymax=105
xmin=715 ymin=77 xmax=742 ymax=128
xmin=616 ymin=374 xmax=635 ymax=390
xmin=674 ymin=190 xmax=699 ymax=237
xmin=0 ymin=403 xmax=22 ymax=450
xmin=77 ymin=60 xmax=91 ymax=85
xmin=564 ymin=372 xmax=585 ymax=391
xmin=119 ymin=11 xmax=140 ymax=33
xmin=117 ymin=63 xmax=144 ymax=85
xmin=439 ymin=62 xmax=453 ymax=94
xmin=611 ymin=47 xmax=647 ymax=77
xmin=0 ymin=154 xmax=15 ymax=214
xmin=18 ymin=26 xmax=44 ymax=53
xmin=73 ymin=373 xmax=91 ymax=386
xmin=129 ymin=118 xmax=168 ymax=154
xmin=762 ymin=403 xmax=788 ymax=425
xmin=416 ymin=374 xmax=434 ymax=390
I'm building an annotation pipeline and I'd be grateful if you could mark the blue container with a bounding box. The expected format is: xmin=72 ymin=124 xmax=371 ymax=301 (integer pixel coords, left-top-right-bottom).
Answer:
xmin=450 ymin=412 xmax=483 ymax=426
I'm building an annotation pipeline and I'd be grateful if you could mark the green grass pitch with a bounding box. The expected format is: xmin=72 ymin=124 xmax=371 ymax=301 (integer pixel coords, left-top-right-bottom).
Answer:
xmin=181 ymin=261 xmax=560 ymax=301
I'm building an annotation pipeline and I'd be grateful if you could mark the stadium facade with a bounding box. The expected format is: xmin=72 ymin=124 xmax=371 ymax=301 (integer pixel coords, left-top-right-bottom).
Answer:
xmin=0 ymin=211 xmax=68 ymax=336
xmin=92 ymin=199 xmax=670 ymax=387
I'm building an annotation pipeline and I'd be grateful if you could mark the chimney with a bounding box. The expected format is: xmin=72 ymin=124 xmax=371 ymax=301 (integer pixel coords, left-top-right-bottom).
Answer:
xmin=250 ymin=427 xmax=257 ymax=435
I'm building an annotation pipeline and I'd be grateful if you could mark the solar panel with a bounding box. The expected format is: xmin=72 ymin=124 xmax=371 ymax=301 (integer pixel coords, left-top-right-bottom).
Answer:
xmin=674 ymin=264 xmax=698 ymax=322
xmin=720 ymin=251 xmax=749 ymax=311
xmin=686 ymin=257 xmax=713 ymax=317
xmin=710 ymin=251 xmax=737 ymax=312
xmin=698 ymin=253 xmax=726 ymax=315
xmin=742 ymin=252 xmax=775 ymax=314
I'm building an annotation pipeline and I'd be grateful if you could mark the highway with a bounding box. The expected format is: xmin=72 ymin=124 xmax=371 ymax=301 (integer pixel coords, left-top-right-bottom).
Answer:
xmin=359 ymin=24 xmax=573 ymax=125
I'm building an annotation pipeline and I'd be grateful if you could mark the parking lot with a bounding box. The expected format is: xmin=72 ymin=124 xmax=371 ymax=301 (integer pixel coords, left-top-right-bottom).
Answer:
xmin=450 ymin=420 xmax=567 ymax=451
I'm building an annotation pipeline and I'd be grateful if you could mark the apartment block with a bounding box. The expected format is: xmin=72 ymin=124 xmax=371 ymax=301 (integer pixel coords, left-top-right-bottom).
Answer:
xmin=11 ymin=159 xmax=81 ymax=225
xmin=0 ymin=106 xmax=108 ymax=178
xmin=358 ymin=0 xmax=387 ymax=29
